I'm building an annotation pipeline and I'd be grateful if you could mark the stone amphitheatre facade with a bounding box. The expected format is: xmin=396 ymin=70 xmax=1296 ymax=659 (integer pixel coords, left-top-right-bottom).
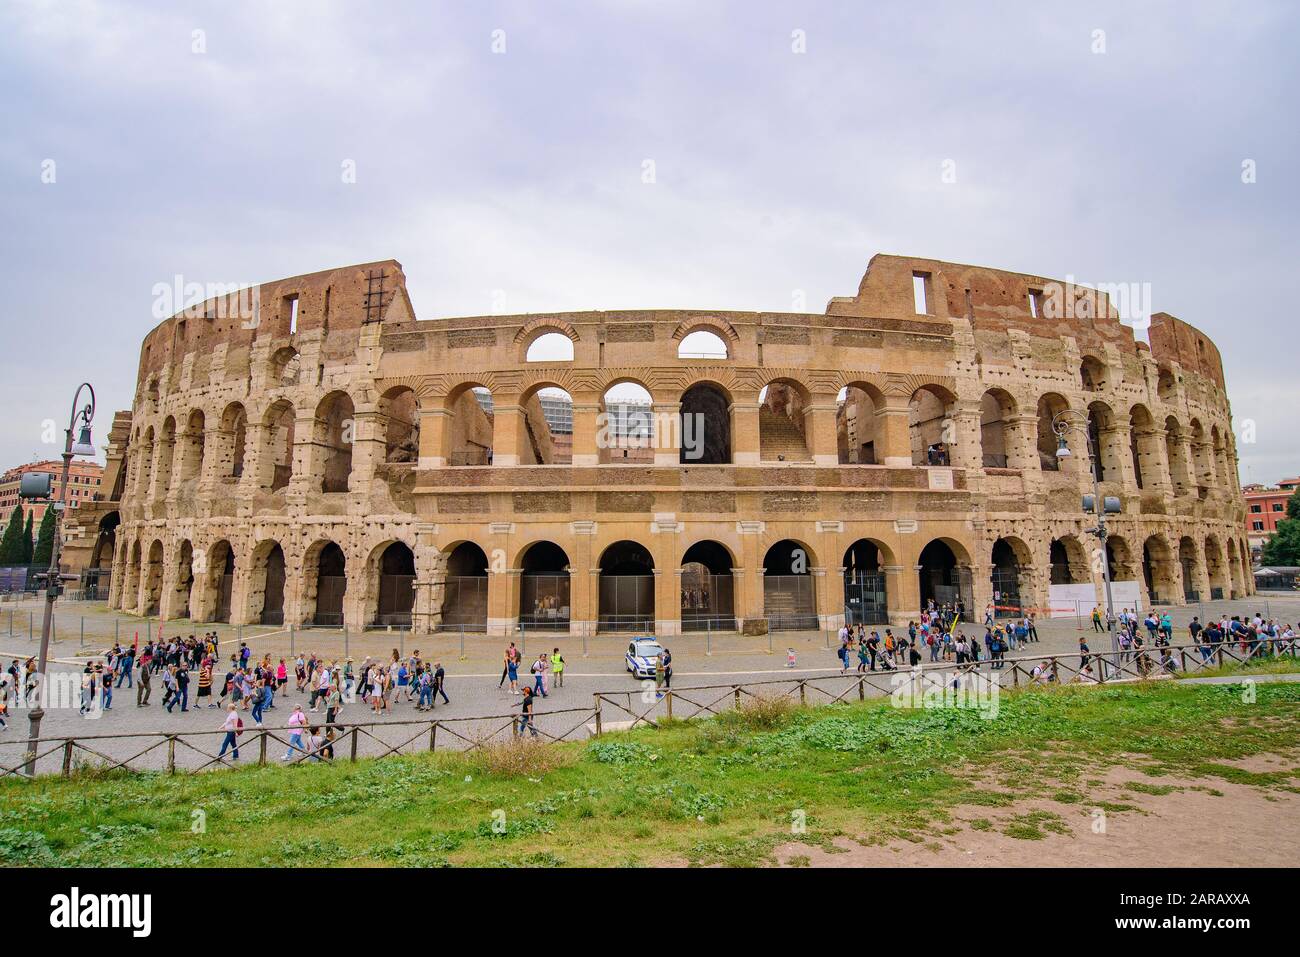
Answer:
xmin=67 ymin=254 xmax=1252 ymax=638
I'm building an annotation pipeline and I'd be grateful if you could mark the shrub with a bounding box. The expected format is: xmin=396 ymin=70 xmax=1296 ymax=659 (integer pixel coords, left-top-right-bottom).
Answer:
xmin=467 ymin=738 xmax=571 ymax=778
xmin=724 ymin=693 xmax=797 ymax=731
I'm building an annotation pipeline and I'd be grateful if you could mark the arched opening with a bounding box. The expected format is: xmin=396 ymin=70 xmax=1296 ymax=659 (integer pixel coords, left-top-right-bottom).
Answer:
xmin=843 ymin=539 xmax=888 ymax=624
xmin=525 ymin=331 xmax=574 ymax=362
xmin=270 ymin=346 xmax=301 ymax=387
xmin=379 ymin=386 xmax=419 ymax=463
xmin=124 ymin=540 xmax=142 ymax=612
xmin=1045 ymin=538 xmax=1076 ymax=582
xmin=171 ymin=540 xmax=194 ymax=619
xmin=446 ymin=385 xmax=494 ymax=466
xmin=1129 ymin=405 xmax=1159 ymax=490
xmin=520 ymin=385 xmax=572 ymax=465
xmin=1179 ymin=536 xmax=1200 ymax=601
xmin=220 ymin=403 xmax=248 ymax=478
xmin=1189 ymin=420 xmax=1212 ymax=492
xmin=177 ymin=410 xmax=206 ymax=487
xmin=759 ymin=379 xmax=811 ymax=462
xmin=141 ymin=540 xmax=165 ymax=616
xmin=599 ymin=381 xmax=654 ymax=464
xmin=253 ymin=542 xmax=286 ymax=626
xmin=86 ymin=510 xmax=119 ymax=601
xmin=373 ymin=542 xmax=416 ymax=628
xmin=1105 ymin=535 xmax=1137 ymax=584
xmin=261 ymin=400 xmax=296 ymax=492
xmin=909 ymin=385 xmax=955 ymax=466
xmin=1157 ymin=366 xmax=1176 ymax=401
xmin=917 ymin=539 xmax=972 ymax=618
xmin=1086 ymin=402 xmax=1120 ymax=483
xmin=677 ymin=329 xmax=729 ymax=359
xmin=837 ymin=383 xmax=883 ymax=465
xmin=209 ymin=540 xmax=235 ymax=623
xmin=763 ymin=539 xmax=817 ymax=631
xmin=1079 ymin=355 xmax=1107 ymax=393
xmin=1142 ymin=535 xmax=1174 ymax=605
xmin=310 ymin=541 xmax=347 ymax=627
xmin=152 ymin=418 xmax=175 ymax=497
xmin=518 ymin=541 xmax=569 ymax=632
xmin=441 ymin=541 xmax=489 ymax=632
xmin=599 ymin=540 xmax=655 ymax=632
xmin=680 ymin=382 xmax=731 ymax=464
xmin=979 ymin=389 xmax=1016 ymax=469
xmin=1036 ymin=394 xmax=1069 ymax=470
xmin=1164 ymin=417 xmax=1192 ymax=493
xmin=314 ymin=392 xmax=354 ymax=492
xmin=681 ymin=540 xmax=735 ymax=631
xmin=991 ymin=538 xmax=1031 ymax=619
xmin=1204 ymin=536 xmax=1228 ymax=600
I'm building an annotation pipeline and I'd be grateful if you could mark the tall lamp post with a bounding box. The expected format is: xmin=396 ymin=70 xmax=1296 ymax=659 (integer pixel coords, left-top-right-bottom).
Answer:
xmin=21 ymin=383 xmax=97 ymax=776
xmin=1052 ymin=409 xmax=1122 ymax=678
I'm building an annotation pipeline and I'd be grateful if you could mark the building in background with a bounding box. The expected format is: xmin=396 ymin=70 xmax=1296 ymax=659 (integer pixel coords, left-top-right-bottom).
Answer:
xmin=0 ymin=459 xmax=105 ymax=530
xmin=1244 ymin=477 xmax=1299 ymax=562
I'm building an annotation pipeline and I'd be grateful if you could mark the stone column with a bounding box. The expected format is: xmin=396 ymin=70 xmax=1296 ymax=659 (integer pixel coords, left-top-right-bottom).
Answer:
xmin=653 ymin=401 xmax=682 ymax=467
xmin=570 ymin=396 xmax=601 ymax=467
xmin=885 ymin=563 xmax=916 ymax=623
xmin=487 ymin=568 xmax=520 ymax=638
xmin=569 ymin=521 xmax=597 ymax=637
xmin=736 ymin=521 xmax=765 ymax=631
xmin=491 ymin=394 xmax=524 ymax=468
xmin=812 ymin=566 xmax=842 ymax=631
xmin=875 ymin=396 xmax=913 ymax=467
xmin=804 ymin=400 xmax=841 ymax=467
xmin=730 ymin=400 xmax=760 ymax=466
xmin=1102 ymin=423 xmax=1136 ymax=488
xmin=416 ymin=408 xmax=450 ymax=469
xmin=951 ymin=401 xmax=983 ymax=472
xmin=349 ymin=409 xmax=384 ymax=492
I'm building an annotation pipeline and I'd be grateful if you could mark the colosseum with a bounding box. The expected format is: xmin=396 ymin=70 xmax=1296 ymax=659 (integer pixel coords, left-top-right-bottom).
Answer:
xmin=66 ymin=254 xmax=1253 ymax=638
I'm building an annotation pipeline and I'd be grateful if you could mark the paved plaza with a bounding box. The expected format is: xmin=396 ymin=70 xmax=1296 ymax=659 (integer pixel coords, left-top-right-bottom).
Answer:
xmin=0 ymin=594 xmax=1295 ymax=776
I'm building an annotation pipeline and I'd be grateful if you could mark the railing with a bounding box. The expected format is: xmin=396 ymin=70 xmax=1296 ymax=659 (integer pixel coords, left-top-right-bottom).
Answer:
xmin=2 ymin=635 xmax=1294 ymax=779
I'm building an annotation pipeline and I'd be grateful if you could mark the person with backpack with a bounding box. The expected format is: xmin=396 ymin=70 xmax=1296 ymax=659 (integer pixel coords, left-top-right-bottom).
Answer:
xmin=219 ymin=704 xmax=242 ymax=761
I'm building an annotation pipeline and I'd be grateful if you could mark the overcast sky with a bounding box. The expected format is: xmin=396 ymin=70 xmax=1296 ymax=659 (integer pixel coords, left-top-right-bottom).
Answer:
xmin=1 ymin=0 xmax=1296 ymax=483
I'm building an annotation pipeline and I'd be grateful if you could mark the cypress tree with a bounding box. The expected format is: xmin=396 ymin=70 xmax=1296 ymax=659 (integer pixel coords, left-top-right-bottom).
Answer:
xmin=0 ymin=505 xmax=23 ymax=564
xmin=32 ymin=507 xmax=56 ymax=567
xmin=22 ymin=512 xmax=34 ymax=564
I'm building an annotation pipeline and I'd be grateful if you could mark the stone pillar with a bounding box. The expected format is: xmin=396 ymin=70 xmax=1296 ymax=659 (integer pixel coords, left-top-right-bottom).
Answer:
xmin=653 ymin=567 xmax=678 ymax=637
xmin=1007 ymin=414 xmax=1040 ymax=473
xmin=570 ymin=396 xmax=600 ymax=467
xmin=487 ymin=568 xmax=520 ymax=638
xmin=730 ymin=400 xmax=760 ymax=466
xmin=970 ymin=561 xmax=994 ymax=622
xmin=492 ymin=395 xmax=524 ymax=468
xmin=875 ymin=396 xmax=913 ymax=467
xmin=951 ymin=401 xmax=983 ymax=472
xmin=885 ymin=564 xmax=916 ymax=623
xmin=653 ymin=401 xmax=681 ymax=467
xmin=1102 ymin=424 xmax=1136 ymax=488
xmin=412 ymin=532 xmax=444 ymax=636
xmin=417 ymin=408 xmax=450 ymax=469
xmin=812 ymin=566 xmax=842 ymax=631
xmin=349 ymin=409 xmax=384 ymax=491
xmin=804 ymin=401 xmax=840 ymax=467
xmin=569 ymin=521 xmax=597 ymax=636
xmin=240 ymin=422 xmax=267 ymax=495
xmin=736 ymin=521 xmax=765 ymax=630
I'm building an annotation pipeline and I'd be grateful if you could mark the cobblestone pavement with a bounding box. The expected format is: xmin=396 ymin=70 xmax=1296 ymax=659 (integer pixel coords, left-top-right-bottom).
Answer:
xmin=0 ymin=594 xmax=1294 ymax=776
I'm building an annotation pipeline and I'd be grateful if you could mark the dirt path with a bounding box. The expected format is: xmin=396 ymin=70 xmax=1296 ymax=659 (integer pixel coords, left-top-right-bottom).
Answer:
xmin=776 ymin=759 xmax=1300 ymax=867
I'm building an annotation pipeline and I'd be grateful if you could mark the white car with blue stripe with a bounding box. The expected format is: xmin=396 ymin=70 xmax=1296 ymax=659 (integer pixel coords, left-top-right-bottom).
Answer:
xmin=625 ymin=638 xmax=663 ymax=678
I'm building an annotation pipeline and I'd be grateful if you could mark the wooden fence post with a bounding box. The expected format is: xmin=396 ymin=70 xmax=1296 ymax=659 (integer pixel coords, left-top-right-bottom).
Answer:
xmin=665 ymin=690 xmax=673 ymax=720
xmin=429 ymin=722 xmax=438 ymax=752
xmin=593 ymin=695 xmax=602 ymax=736
xmin=166 ymin=735 xmax=176 ymax=774
xmin=350 ymin=727 xmax=359 ymax=762
xmin=858 ymin=676 xmax=865 ymax=701
xmin=258 ymin=730 xmax=267 ymax=766
xmin=734 ymin=686 xmax=741 ymax=708
xmin=62 ymin=740 xmax=73 ymax=777
xmin=799 ymin=681 xmax=807 ymax=706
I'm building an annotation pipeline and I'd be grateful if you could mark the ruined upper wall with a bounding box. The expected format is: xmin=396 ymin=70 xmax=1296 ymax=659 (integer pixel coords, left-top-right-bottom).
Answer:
xmin=134 ymin=260 xmax=412 ymax=392
xmin=1148 ymin=312 xmax=1226 ymax=391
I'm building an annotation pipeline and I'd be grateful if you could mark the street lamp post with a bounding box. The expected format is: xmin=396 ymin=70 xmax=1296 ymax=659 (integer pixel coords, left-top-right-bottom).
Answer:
xmin=22 ymin=383 xmax=97 ymax=776
xmin=1052 ymin=409 xmax=1121 ymax=679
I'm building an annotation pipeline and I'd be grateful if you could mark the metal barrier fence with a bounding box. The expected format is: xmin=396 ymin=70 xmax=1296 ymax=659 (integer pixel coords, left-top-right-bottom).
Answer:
xmin=3 ymin=634 xmax=1293 ymax=780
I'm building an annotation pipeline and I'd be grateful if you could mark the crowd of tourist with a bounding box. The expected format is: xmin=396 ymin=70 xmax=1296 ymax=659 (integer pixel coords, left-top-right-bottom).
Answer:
xmin=837 ymin=602 xmax=1041 ymax=672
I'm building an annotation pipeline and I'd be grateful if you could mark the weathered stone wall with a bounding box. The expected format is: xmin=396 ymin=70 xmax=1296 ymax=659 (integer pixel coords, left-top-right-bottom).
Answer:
xmin=99 ymin=254 xmax=1251 ymax=636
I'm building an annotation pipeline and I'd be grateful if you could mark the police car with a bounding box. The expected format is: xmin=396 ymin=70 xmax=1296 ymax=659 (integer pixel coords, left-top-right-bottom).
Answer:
xmin=625 ymin=637 xmax=664 ymax=679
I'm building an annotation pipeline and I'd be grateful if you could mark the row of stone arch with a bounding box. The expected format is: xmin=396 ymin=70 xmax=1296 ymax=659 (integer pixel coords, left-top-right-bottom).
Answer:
xmin=109 ymin=523 xmax=1252 ymax=632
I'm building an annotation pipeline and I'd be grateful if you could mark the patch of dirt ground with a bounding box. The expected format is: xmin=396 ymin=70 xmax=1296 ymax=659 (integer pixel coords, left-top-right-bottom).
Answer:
xmin=777 ymin=762 xmax=1300 ymax=867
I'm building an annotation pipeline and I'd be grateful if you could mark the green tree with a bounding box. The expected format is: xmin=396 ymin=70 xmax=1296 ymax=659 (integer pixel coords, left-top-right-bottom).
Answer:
xmin=22 ymin=512 xmax=34 ymax=564
xmin=0 ymin=505 xmax=23 ymax=564
xmin=1261 ymin=489 xmax=1300 ymax=566
xmin=32 ymin=507 xmax=56 ymax=567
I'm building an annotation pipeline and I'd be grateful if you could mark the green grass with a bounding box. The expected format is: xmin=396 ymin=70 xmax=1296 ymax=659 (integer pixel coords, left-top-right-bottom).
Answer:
xmin=2 ymin=680 xmax=1298 ymax=867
